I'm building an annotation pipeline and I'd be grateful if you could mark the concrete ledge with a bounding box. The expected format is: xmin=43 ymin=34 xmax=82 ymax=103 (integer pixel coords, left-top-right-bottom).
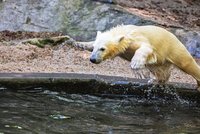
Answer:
xmin=0 ymin=73 xmax=199 ymax=102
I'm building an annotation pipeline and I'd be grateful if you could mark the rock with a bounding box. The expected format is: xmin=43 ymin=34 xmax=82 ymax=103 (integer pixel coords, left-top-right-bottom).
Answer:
xmin=174 ymin=29 xmax=200 ymax=58
xmin=23 ymin=35 xmax=71 ymax=48
xmin=0 ymin=0 xmax=155 ymax=41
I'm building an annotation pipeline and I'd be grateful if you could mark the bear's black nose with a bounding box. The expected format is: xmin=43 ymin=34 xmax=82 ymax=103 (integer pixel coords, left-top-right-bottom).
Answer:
xmin=90 ymin=58 xmax=96 ymax=63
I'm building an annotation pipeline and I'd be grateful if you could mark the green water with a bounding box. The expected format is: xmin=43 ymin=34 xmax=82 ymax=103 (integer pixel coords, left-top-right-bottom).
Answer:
xmin=0 ymin=89 xmax=200 ymax=134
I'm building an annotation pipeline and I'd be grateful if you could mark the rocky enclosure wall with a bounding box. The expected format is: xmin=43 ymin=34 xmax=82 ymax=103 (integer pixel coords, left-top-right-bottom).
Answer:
xmin=0 ymin=0 xmax=200 ymax=57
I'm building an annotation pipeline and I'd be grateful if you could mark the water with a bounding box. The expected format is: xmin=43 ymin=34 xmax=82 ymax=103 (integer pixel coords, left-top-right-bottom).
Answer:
xmin=0 ymin=89 xmax=200 ymax=134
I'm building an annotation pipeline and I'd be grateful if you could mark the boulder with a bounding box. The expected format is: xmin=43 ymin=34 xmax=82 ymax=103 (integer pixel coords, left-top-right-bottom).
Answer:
xmin=0 ymin=0 xmax=154 ymax=41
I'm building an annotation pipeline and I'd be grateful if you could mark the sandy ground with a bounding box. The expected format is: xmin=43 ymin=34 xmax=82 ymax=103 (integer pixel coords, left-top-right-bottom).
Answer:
xmin=0 ymin=40 xmax=197 ymax=85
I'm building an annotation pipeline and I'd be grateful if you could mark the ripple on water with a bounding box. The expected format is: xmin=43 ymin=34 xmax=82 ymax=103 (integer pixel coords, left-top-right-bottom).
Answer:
xmin=0 ymin=89 xmax=200 ymax=133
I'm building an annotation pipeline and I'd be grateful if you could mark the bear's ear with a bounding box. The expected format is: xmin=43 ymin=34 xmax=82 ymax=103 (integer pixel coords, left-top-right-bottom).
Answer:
xmin=115 ymin=36 xmax=125 ymax=43
xmin=96 ymin=31 xmax=102 ymax=37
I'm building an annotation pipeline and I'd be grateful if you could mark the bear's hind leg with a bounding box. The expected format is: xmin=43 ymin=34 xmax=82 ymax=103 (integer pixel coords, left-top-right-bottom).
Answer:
xmin=171 ymin=56 xmax=200 ymax=90
xmin=148 ymin=62 xmax=172 ymax=84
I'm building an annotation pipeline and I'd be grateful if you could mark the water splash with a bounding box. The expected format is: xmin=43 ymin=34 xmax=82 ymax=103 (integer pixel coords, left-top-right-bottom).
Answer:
xmin=132 ymin=68 xmax=151 ymax=79
xmin=144 ymin=84 xmax=190 ymax=105
xmin=163 ymin=86 xmax=190 ymax=105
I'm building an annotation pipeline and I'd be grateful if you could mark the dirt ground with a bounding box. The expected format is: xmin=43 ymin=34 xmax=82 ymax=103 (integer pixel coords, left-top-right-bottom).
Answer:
xmin=0 ymin=31 xmax=197 ymax=85
xmin=115 ymin=0 xmax=200 ymax=30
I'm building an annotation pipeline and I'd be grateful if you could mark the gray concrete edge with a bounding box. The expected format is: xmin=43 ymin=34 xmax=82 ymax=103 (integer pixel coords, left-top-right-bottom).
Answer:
xmin=0 ymin=73 xmax=199 ymax=102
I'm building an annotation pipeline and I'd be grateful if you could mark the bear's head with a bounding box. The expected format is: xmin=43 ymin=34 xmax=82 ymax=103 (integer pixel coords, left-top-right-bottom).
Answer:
xmin=90 ymin=31 xmax=126 ymax=64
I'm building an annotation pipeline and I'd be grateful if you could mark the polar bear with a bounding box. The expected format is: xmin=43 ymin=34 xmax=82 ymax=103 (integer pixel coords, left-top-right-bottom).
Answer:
xmin=90 ymin=25 xmax=200 ymax=91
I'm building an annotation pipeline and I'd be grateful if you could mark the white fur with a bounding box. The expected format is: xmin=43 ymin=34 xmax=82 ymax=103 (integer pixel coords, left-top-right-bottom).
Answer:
xmin=131 ymin=43 xmax=154 ymax=69
xmin=93 ymin=31 xmax=122 ymax=51
xmin=93 ymin=25 xmax=136 ymax=48
xmin=93 ymin=32 xmax=111 ymax=48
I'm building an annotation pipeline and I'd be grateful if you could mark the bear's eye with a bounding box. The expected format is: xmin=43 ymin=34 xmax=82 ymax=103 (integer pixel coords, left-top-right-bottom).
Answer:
xmin=100 ymin=48 xmax=105 ymax=51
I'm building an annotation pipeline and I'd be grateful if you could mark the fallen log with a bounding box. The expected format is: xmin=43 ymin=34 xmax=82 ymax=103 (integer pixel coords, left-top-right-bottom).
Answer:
xmin=22 ymin=35 xmax=94 ymax=51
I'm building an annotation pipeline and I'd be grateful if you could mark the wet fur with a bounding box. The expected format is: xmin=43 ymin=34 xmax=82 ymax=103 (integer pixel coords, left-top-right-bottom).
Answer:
xmin=91 ymin=25 xmax=200 ymax=90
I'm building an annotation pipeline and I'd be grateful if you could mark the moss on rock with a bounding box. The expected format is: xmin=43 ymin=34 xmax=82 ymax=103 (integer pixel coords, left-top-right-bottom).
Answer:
xmin=24 ymin=36 xmax=71 ymax=47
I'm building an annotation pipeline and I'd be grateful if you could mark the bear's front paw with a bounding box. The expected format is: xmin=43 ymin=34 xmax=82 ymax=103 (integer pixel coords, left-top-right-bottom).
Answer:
xmin=131 ymin=57 xmax=146 ymax=69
